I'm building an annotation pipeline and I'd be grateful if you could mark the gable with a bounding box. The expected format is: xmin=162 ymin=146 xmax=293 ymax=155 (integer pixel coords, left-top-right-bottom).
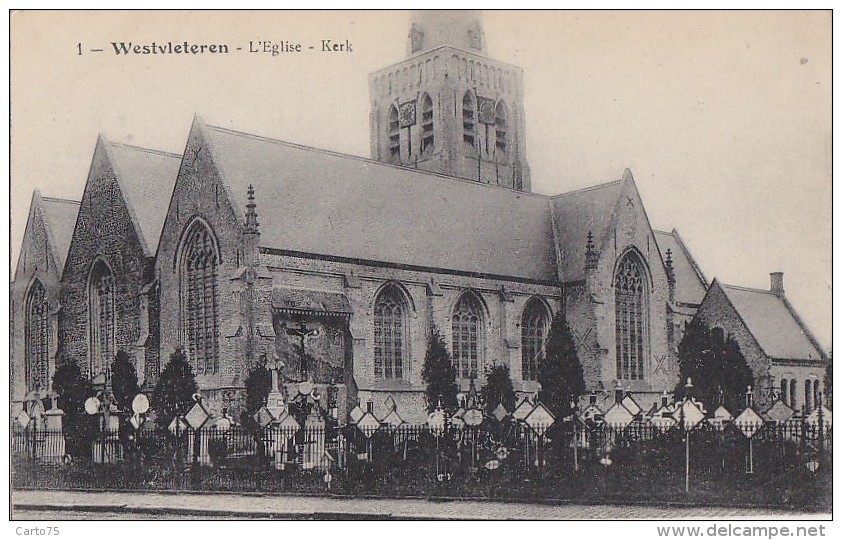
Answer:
xmin=550 ymin=180 xmax=624 ymax=282
xmin=40 ymin=196 xmax=81 ymax=271
xmin=198 ymin=120 xmax=558 ymax=282
xmin=720 ymin=284 xmax=825 ymax=362
xmin=14 ymin=191 xmax=79 ymax=282
xmin=654 ymin=229 xmax=708 ymax=305
xmin=106 ymin=142 xmax=182 ymax=255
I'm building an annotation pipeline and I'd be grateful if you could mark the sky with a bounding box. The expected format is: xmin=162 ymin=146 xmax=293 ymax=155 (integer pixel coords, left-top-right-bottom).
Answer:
xmin=9 ymin=10 xmax=832 ymax=349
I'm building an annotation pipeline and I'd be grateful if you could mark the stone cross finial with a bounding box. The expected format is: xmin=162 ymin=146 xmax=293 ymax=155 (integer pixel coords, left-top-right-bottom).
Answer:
xmin=585 ymin=230 xmax=598 ymax=270
xmin=245 ymin=184 xmax=259 ymax=234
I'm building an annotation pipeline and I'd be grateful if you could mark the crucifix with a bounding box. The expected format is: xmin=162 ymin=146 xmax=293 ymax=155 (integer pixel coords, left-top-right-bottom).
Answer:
xmin=285 ymin=321 xmax=320 ymax=381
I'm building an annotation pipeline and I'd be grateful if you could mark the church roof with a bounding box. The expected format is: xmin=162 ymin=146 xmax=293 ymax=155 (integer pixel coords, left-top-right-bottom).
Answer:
xmin=653 ymin=229 xmax=708 ymax=306
xmin=550 ymin=180 xmax=625 ymax=282
xmin=200 ymin=122 xmax=559 ymax=282
xmin=39 ymin=195 xmax=81 ymax=271
xmin=716 ymin=281 xmax=825 ymax=362
xmin=105 ymin=142 xmax=181 ymax=256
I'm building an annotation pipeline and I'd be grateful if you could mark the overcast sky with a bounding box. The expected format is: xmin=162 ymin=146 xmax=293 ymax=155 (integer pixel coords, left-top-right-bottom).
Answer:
xmin=10 ymin=10 xmax=831 ymax=348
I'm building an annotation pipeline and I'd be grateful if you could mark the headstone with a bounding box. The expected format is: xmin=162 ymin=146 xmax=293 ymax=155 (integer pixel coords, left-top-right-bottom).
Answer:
xmin=734 ymin=407 xmax=765 ymax=438
xmin=603 ymin=403 xmax=634 ymax=429
xmin=357 ymin=412 xmax=380 ymax=438
xmin=492 ymin=402 xmax=509 ymax=422
xmin=512 ymin=397 xmax=533 ymax=422
xmin=763 ymin=400 xmax=794 ymax=424
xmin=524 ymin=402 xmax=555 ymax=436
xmin=185 ymin=401 xmax=210 ymax=430
xmin=672 ymin=399 xmax=706 ymax=430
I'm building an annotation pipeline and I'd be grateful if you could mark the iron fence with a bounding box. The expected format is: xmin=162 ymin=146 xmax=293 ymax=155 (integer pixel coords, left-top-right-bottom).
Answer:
xmin=11 ymin=416 xmax=832 ymax=507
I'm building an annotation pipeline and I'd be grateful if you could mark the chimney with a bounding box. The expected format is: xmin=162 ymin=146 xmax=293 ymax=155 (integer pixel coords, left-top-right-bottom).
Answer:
xmin=770 ymin=272 xmax=784 ymax=296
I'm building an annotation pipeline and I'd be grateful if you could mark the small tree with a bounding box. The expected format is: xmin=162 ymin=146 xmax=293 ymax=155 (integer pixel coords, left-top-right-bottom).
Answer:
xmin=110 ymin=350 xmax=140 ymax=413
xmin=480 ymin=364 xmax=516 ymax=415
xmin=538 ymin=310 xmax=586 ymax=419
xmin=51 ymin=358 xmax=94 ymax=459
xmin=675 ymin=319 xmax=754 ymax=411
xmin=421 ymin=324 xmax=459 ymax=413
xmin=242 ymin=359 xmax=273 ymax=429
xmin=152 ymin=348 xmax=199 ymax=427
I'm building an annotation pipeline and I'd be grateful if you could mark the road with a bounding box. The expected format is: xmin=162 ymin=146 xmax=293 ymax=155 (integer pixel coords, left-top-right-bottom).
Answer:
xmin=12 ymin=490 xmax=827 ymax=520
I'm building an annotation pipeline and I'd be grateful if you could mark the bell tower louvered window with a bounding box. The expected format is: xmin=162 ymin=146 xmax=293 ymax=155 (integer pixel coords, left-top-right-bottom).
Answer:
xmin=462 ymin=92 xmax=476 ymax=149
xmin=388 ymin=106 xmax=401 ymax=162
xmin=495 ymin=101 xmax=507 ymax=156
xmin=420 ymin=94 xmax=434 ymax=154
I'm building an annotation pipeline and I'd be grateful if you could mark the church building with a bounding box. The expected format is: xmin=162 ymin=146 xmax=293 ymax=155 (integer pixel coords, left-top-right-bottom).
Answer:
xmin=11 ymin=11 xmax=826 ymax=423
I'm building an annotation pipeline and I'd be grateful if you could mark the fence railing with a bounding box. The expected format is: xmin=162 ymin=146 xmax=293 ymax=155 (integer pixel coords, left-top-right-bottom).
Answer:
xmin=11 ymin=414 xmax=832 ymax=508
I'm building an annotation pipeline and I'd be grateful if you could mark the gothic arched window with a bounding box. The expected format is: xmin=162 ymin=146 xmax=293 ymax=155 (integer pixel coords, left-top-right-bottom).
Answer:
xmin=462 ymin=92 xmax=476 ymax=149
xmin=452 ymin=292 xmax=483 ymax=379
xmin=181 ymin=221 xmax=220 ymax=375
xmin=780 ymin=378 xmax=789 ymax=406
xmin=495 ymin=101 xmax=507 ymax=157
xmin=388 ymin=106 xmax=401 ymax=162
xmin=420 ymin=94 xmax=434 ymax=154
xmin=89 ymin=260 xmax=115 ymax=379
xmin=373 ymin=284 xmax=407 ymax=380
xmin=805 ymin=379 xmax=813 ymax=413
xmin=614 ymin=253 xmax=648 ymax=381
xmin=790 ymin=379 xmax=798 ymax=411
xmin=25 ymin=280 xmax=49 ymax=391
xmin=521 ymin=298 xmax=549 ymax=382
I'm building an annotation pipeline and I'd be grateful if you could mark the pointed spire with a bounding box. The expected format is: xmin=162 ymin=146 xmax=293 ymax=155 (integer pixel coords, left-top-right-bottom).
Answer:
xmin=585 ymin=230 xmax=598 ymax=270
xmin=245 ymin=184 xmax=259 ymax=234
xmin=665 ymin=248 xmax=675 ymax=282
xmin=665 ymin=248 xmax=676 ymax=302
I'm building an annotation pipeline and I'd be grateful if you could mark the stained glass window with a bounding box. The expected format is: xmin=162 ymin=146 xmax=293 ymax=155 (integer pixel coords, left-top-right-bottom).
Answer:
xmin=25 ymin=280 xmax=49 ymax=391
xmin=182 ymin=222 xmax=219 ymax=375
xmin=615 ymin=253 xmax=647 ymax=381
xmin=452 ymin=292 xmax=483 ymax=379
xmin=521 ymin=298 xmax=548 ymax=382
xmin=374 ymin=284 xmax=405 ymax=379
xmin=89 ymin=261 xmax=115 ymax=379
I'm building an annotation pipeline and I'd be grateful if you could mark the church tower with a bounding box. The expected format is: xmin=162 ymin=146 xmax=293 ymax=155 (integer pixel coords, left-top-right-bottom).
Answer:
xmin=369 ymin=10 xmax=531 ymax=191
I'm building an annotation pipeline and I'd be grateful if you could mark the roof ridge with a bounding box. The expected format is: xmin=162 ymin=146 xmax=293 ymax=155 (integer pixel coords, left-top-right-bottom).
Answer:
xmin=41 ymin=196 xmax=81 ymax=205
xmin=204 ymin=123 xmax=550 ymax=199
xmin=107 ymin=141 xmax=181 ymax=159
xmin=721 ymin=283 xmax=776 ymax=295
xmin=548 ymin=179 xmax=623 ymax=199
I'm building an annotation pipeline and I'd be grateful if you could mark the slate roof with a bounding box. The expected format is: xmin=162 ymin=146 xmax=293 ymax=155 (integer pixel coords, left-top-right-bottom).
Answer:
xmin=718 ymin=282 xmax=825 ymax=362
xmin=105 ymin=142 xmax=182 ymax=256
xmin=200 ymin=122 xmax=559 ymax=281
xmin=653 ymin=229 xmax=708 ymax=306
xmin=271 ymin=287 xmax=353 ymax=317
xmin=550 ymin=179 xmax=625 ymax=282
xmin=39 ymin=195 xmax=81 ymax=271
